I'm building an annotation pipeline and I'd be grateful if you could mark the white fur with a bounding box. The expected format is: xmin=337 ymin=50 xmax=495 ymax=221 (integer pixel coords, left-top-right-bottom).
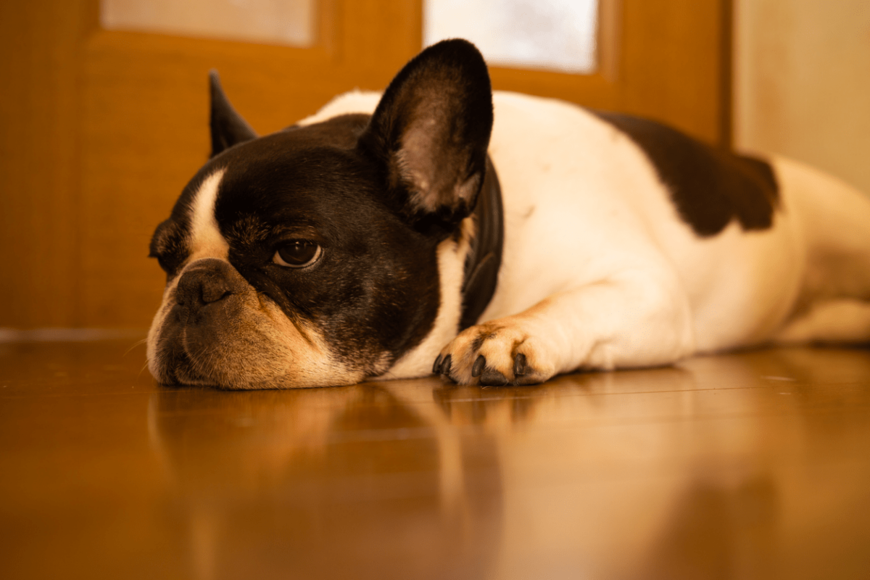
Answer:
xmin=306 ymin=89 xmax=870 ymax=382
xmin=297 ymin=90 xmax=382 ymax=126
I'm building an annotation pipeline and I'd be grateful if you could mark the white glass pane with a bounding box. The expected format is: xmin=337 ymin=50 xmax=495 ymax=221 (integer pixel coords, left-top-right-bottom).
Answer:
xmin=424 ymin=0 xmax=598 ymax=74
xmin=101 ymin=0 xmax=315 ymax=47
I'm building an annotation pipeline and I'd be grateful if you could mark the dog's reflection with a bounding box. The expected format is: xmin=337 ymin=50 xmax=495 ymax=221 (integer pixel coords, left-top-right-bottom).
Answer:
xmin=148 ymin=349 xmax=870 ymax=579
xmin=148 ymin=382 xmax=502 ymax=580
xmin=427 ymin=351 xmax=858 ymax=578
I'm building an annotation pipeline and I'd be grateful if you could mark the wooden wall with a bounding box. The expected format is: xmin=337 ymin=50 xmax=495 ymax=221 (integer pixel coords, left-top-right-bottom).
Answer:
xmin=734 ymin=0 xmax=870 ymax=196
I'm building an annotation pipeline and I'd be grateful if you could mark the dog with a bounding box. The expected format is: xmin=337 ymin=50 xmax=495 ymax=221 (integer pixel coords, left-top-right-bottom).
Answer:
xmin=146 ymin=39 xmax=870 ymax=389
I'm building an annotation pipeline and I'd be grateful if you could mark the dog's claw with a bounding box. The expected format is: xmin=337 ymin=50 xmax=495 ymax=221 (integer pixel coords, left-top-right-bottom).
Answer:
xmin=514 ymin=353 xmax=527 ymax=377
xmin=433 ymin=354 xmax=443 ymax=374
xmin=480 ymin=369 xmax=508 ymax=386
xmin=437 ymin=354 xmax=452 ymax=376
xmin=472 ymin=355 xmax=486 ymax=378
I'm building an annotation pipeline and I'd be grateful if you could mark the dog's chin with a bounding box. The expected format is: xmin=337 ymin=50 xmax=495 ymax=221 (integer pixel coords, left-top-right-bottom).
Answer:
xmin=148 ymin=321 xmax=361 ymax=390
xmin=153 ymin=354 xmax=219 ymax=389
xmin=151 ymin=354 xmax=293 ymax=391
xmin=148 ymin=327 xmax=266 ymax=390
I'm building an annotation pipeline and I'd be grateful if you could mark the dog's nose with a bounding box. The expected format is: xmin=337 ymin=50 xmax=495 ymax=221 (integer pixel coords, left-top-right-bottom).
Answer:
xmin=174 ymin=259 xmax=245 ymax=323
xmin=177 ymin=269 xmax=232 ymax=307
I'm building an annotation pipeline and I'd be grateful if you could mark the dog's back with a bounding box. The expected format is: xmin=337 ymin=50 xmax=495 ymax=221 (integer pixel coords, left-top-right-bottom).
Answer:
xmin=489 ymin=91 xmax=870 ymax=352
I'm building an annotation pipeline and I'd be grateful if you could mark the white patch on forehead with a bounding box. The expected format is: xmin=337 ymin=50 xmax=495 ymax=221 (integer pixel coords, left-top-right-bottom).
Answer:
xmin=189 ymin=168 xmax=230 ymax=261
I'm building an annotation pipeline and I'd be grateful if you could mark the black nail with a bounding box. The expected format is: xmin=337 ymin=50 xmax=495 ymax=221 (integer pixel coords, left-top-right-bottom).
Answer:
xmin=481 ymin=369 xmax=508 ymax=386
xmin=472 ymin=355 xmax=486 ymax=377
xmin=514 ymin=353 xmax=527 ymax=377
xmin=433 ymin=354 xmax=443 ymax=374
xmin=440 ymin=354 xmax=452 ymax=375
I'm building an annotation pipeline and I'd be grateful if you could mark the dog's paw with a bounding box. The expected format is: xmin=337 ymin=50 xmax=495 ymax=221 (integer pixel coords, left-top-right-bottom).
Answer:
xmin=433 ymin=321 xmax=557 ymax=386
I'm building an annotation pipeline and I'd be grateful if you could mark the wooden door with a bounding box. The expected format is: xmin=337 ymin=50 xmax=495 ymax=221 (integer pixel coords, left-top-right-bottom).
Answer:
xmin=0 ymin=0 xmax=731 ymax=330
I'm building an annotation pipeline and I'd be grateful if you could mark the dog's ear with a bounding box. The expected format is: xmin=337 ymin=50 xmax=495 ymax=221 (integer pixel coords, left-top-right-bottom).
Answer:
xmin=209 ymin=71 xmax=258 ymax=157
xmin=359 ymin=39 xmax=493 ymax=232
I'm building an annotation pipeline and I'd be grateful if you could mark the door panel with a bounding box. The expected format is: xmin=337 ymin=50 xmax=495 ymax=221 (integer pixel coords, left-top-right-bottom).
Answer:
xmin=0 ymin=0 xmax=729 ymax=328
xmin=486 ymin=0 xmax=730 ymax=144
xmin=0 ymin=1 xmax=89 ymax=328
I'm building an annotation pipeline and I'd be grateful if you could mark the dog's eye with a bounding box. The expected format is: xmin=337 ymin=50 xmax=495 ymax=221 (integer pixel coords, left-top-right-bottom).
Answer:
xmin=273 ymin=240 xmax=322 ymax=268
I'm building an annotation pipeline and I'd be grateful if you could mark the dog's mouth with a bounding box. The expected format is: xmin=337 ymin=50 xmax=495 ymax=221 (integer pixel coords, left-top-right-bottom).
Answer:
xmin=160 ymin=356 xmax=215 ymax=388
xmin=149 ymin=321 xmax=223 ymax=388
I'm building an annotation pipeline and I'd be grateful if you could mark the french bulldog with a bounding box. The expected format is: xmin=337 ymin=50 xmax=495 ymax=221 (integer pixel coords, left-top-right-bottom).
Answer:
xmin=147 ymin=39 xmax=870 ymax=389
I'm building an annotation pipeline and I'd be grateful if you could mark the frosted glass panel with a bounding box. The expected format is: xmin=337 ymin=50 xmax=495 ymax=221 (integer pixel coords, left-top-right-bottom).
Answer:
xmin=101 ymin=0 xmax=315 ymax=47
xmin=424 ymin=0 xmax=598 ymax=74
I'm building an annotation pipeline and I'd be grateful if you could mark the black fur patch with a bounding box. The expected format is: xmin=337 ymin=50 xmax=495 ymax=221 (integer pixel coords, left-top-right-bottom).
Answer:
xmin=460 ymin=156 xmax=503 ymax=330
xmin=209 ymin=71 xmax=258 ymax=157
xmin=148 ymin=218 xmax=187 ymax=278
xmin=595 ymin=112 xmax=780 ymax=237
xmin=210 ymin=116 xmax=442 ymax=374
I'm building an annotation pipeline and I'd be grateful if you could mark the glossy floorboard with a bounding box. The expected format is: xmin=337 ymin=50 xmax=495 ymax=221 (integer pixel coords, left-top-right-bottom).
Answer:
xmin=2 ymin=338 xmax=870 ymax=579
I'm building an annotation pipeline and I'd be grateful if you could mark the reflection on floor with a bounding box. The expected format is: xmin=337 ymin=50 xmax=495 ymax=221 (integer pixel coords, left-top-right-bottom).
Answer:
xmin=1 ymin=338 xmax=869 ymax=579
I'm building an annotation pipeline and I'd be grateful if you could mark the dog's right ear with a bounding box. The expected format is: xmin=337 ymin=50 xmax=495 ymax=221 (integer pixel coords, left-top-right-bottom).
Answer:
xmin=209 ymin=71 xmax=258 ymax=157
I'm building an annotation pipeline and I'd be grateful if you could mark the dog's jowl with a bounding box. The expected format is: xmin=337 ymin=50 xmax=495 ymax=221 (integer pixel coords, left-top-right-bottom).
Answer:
xmin=147 ymin=39 xmax=870 ymax=389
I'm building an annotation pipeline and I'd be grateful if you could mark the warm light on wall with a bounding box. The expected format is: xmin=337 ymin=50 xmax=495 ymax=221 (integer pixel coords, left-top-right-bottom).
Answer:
xmin=424 ymin=0 xmax=599 ymax=74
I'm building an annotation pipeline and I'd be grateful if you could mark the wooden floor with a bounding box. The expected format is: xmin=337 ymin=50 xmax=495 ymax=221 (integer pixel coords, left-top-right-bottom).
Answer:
xmin=1 ymin=338 xmax=870 ymax=579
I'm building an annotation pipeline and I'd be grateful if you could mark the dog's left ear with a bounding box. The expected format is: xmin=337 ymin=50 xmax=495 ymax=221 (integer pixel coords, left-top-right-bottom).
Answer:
xmin=209 ymin=71 xmax=258 ymax=157
xmin=360 ymin=39 xmax=493 ymax=231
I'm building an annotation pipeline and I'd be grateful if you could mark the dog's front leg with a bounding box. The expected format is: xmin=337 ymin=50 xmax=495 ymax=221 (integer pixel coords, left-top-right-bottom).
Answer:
xmin=435 ymin=271 xmax=696 ymax=385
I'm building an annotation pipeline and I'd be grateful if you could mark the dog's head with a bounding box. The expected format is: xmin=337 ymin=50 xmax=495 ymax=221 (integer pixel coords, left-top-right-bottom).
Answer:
xmin=146 ymin=39 xmax=493 ymax=389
